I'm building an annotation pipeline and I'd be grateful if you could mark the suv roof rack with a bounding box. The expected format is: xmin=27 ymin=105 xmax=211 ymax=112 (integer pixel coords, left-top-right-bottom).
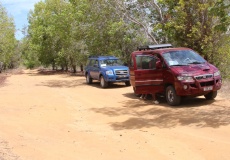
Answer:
xmin=137 ymin=44 xmax=172 ymax=51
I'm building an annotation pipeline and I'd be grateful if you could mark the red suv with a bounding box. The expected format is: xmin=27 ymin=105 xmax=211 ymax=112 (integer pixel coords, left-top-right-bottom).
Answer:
xmin=129 ymin=44 xmax=222 ymax=106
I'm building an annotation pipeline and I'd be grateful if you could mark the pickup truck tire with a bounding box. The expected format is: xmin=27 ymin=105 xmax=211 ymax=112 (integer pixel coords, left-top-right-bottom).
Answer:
xmin=86 ymin=73 xmax=93 ymax=84
xmin=166 ymin=85 xmax=181 ymax=106
xmin=204 ymin=91 xmax=217 ymax=100
xmin=125 ymin=81 xmax=131 ymax=86
xmin=100 ymin=76 xmax=108 ymax=88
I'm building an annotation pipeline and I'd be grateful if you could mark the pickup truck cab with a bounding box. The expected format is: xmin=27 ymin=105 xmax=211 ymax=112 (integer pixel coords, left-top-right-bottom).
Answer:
xmin=85 ymin=56 xmax=130 ymax=88
xmin=129 ymin=44 xmax=222 ymax=106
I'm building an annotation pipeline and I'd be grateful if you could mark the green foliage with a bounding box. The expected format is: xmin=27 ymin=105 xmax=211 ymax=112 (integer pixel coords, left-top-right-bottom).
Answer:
xmin=20 ymin=38 xmax=40 ymax=69
xmin=0 ymin=3 xmax=17 ymax=69
xmin=216 ymin=35 xmax=230 ymax=79
xmin=70 ymin=0 xmax=148 ymax=64
xmin=23 ymin=0 xmax=230 ymax=78
xmin=157 ymin=0 xmax=230 ymax=58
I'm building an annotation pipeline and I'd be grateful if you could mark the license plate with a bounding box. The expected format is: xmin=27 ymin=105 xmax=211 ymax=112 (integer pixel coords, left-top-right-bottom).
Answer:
xmin=204 ymin=86 xmax=213 ymax=91
xmin=118 ymin=75 xmax=126 ymax=77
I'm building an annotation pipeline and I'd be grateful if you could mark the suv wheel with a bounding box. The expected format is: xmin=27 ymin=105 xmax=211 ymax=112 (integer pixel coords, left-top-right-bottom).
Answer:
xmin=125 ymin=81 xmax=131 ymax=86
xmin=166 ymin=86 xmax=181 ymax=106
xmin=86 ymin=73 xmax=93 ymax=84
xmin=100 ymin=76 xmax=108 ymax=88
xmin=204 ymin=91 xmax=217 ymax=100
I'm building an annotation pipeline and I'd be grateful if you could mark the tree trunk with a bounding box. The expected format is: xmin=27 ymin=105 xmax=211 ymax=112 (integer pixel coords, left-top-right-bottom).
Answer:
xmin=72 ymin=65 xmax=76 ymax=73
xmin=52 ymin=62 xmax=55 ymax=70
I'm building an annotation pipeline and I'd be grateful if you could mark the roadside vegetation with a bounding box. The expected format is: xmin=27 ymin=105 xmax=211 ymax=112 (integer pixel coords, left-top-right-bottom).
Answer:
xmin=0 ymin=0 xmax=230 ymax=78
xmin=0 ymin=3 xmax=17 ymax=69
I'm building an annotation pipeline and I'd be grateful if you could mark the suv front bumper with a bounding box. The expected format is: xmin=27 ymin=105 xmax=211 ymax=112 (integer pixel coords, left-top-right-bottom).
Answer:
xmin=175 ymin=76 xmax=222 ymax=96
xmin=105 ymin=75 xmax=130 ymax=82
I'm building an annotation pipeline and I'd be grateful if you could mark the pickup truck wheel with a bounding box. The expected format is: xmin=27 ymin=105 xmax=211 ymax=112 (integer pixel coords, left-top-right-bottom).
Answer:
xmin=100 ymin=76 xmax=108 ymax=88
xmin=125 ymin=81 xmax=131 ymax=86
xmin=166 ymin=86 xmax=181 ymax=106
xmin=204 ymin=91 xmax=217 ymax=100
xmin=86 ymin=74 xmax=93 ymax=84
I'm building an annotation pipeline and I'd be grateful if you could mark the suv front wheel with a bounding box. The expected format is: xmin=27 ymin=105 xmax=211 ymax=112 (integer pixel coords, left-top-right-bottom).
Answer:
xmin=86 ymin=73 xmax=93 ymax=84
xmin=100 ymin=76 xmax=108 ymax=88
xmin=125 ymin=81 xmax=131 ymax=86
xmin=204 ymin=91 xmax=217 ymax=100
xmin=166 ymin=86 xmax=181 ymax=106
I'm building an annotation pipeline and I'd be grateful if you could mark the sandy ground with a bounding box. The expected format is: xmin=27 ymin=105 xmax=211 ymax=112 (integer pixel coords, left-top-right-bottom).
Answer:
xmin=0 ymin=69 xmax=230 ymax=160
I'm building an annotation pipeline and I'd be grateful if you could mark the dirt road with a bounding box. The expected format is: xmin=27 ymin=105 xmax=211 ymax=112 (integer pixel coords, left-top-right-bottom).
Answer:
xmin=0 ymin=69 xmax=230 ymax=160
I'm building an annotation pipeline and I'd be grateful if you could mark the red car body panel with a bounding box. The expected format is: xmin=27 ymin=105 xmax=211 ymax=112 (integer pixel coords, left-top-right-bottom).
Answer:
xmin=129 ymin=47 xmax=222 ymax=97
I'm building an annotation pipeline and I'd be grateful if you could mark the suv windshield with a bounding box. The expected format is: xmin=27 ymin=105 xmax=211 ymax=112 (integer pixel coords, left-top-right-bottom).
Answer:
xmin=100 ymin=59 xmax=123 ymax=67
xmin=162 ymin=50 xmax=206 ymax=66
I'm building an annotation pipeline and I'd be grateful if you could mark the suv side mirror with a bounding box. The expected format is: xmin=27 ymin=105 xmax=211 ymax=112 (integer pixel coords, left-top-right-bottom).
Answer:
xmin=156 ymin=60 xmax=162 ymax=69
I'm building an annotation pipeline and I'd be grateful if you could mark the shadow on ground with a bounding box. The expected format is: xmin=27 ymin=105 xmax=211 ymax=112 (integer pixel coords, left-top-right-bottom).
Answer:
xmin=27 ymin=69 xmax=128 ymax=89
xmin=36 ymin=79 xmax=86 ymax=88
xmin=27 ymin=69 xmax=85 ymax=77
xmin=91 ymin=92 xmax=230 ymax=130
xmin=86 ymin=81 xmax=130 ymax=89
xmin=24 ymin=69 xmax=85 ymax=88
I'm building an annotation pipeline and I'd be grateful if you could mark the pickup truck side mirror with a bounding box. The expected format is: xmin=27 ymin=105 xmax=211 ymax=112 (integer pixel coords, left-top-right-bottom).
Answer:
xmin=156 ymin=60 xmax=162 ymax=69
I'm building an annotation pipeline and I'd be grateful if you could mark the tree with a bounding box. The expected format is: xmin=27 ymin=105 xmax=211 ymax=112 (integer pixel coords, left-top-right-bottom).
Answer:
xmin=70 ymin=0 xmax=148 ymax=64
xmin=27 ymin=0 xmax=89 ymax=72
xmin=156 ymin=0 xmax=230 ymax=60
xmin=0 ymin=3 xmax=17 ymax=69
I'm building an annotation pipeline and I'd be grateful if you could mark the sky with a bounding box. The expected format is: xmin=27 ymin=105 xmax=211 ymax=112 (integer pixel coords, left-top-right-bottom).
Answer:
xmin=1 ymin=0 xmax=41 ymax=40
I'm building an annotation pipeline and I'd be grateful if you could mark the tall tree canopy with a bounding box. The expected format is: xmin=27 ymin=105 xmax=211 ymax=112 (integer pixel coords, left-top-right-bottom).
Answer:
xmin=156 ymin=0 xmax=230 ymax=62
xmin=24 ymin=0 xmax=230 ymax=77
xmin=0 ymin=3 xmax=17 ymax=69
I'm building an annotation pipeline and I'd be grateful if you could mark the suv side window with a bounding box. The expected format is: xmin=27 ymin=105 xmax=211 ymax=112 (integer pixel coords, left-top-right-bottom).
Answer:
xmin=135 ymin=55 xmax=158 ymax=70
xmin=89 ymin=59 xmax=98 ymax=67
xmin=86 ymin=59 xmax=91 ymax=66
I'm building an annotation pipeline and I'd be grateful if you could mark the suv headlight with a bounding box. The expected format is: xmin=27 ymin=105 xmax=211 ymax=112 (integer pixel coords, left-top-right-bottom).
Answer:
xmin=214 ymin=71 xmax=220 ymax=77
xmin=177 ymin=76 xmax=194 ymax=82
xmin=106 ymin=70 xmax=114 ymax=75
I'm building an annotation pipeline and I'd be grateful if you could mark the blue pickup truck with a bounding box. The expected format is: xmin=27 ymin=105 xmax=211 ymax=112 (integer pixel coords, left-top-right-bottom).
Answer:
xmin=84 ymin=56 xmax=130 ymax=88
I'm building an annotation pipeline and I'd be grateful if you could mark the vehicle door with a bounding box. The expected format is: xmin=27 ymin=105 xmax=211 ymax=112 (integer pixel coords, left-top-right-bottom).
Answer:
xmin=133 ymin=53 xmax=164 ymax=95
xmin=90 ymin=59 xmax=100 ymax=79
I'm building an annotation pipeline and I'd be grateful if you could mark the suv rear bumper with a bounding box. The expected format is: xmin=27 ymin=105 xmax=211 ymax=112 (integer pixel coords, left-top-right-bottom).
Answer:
xmin=175 ymin=77 xmax=222 ymax=96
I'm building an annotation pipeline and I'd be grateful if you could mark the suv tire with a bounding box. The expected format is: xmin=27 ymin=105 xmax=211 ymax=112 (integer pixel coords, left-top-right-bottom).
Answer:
xmin=125 ymin=81 xmax=131 ymax=86
xmin=166 ymin=85 xmax=181 ymax=106
xmin=86 ymin=73 xmax=93 ymax=84
xmin=204 ymin=91 xmax=217 ymax=100
xmin=100 ymin=76 xmax=108 ymax=88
